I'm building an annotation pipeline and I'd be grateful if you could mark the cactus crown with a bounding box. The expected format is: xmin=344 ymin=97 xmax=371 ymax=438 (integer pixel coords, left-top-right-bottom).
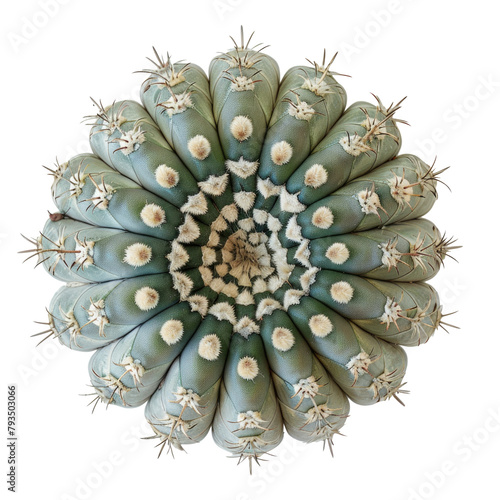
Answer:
xmin=25 ymin=28 xmax=457 ymax=469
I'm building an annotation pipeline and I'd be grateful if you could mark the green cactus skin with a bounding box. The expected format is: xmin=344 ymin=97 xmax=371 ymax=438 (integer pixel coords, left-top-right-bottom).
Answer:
xmin=26 ymin=28 xmax=457 ymax=470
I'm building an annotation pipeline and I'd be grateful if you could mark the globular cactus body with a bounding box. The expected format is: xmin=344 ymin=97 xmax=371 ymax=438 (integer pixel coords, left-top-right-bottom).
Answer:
xmin=26 ymin=29 xmax=457 ymax=468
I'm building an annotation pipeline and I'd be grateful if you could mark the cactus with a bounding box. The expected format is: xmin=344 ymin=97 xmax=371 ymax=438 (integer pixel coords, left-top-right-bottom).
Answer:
xmin=24 ymin=28 xmax=458 ymax=469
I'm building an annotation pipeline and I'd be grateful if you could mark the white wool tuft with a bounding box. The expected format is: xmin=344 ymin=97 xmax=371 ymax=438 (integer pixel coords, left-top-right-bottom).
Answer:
xmin=215 ymin=263 xmax=229 ymax=277
xmin=238 ymin=218 xmax=255 ymax=232
xmin=230 ymin=75 xmax=255 ymax=91
xmin=256 ymin=298 xmax=282 ymax=320
xmin=304 ymin=164 xmax=328 ymax=188
xmin=234 ymin=191 xmax=256 ymax=212
xmin=389 ymin=174 xmax=414 ymax=207
xmin=187 ymin=135 xmax=211 ymax=160
xmin=283 ymin=289 xmax=304 ymax=310
xmin=187 ymin=295 xmax=209 ymax=317
xmin=379 ymin=296 xmax=403 ymax=328
xmin=160 ymin=319 xmax=184 ymax=345
xmin=257 ymin=177 xmax=281 ymax=199
xmin=87 ymin=299 xmax=108 ymax=337
xmin=155 ymin=164 xmax=179 ymax=188
xmin=299 ymin=267 xmax=319 ymax=293
xmin=252 ymin=278 xmax=268 ymax=295
xmin=234 ymin=317 xmax=260 ymax=337
xmin=159 ymin=92 xmax=193 ymax=117
xmin=198 ymin=266 xmax=213 ymax=286
xmin=294 ymin=240 xmax=311 ymax=267
xmin=209 ymin=277 xmax=226 ymax=293
xmin=309 ymin=314 xmax=333 ymax=337
xmin=302 ymin=76 xmax=332 ymax=97
xmin=221 ymin=282 xmax=239 ymax=298
xmin=285 ymin=215 xmax=303 ymax=243
xmin=177 ymin=214 xmax=201 ymax=243
xmin=272 ymin=327 xmax=295 ymax=351
xmin=134 ymin=286 xmax=160 ymax=311
xmin=230 ymin=115 xmax=253 ymax=141
xmin=123 ymin=243 xmax=152 ymax=267
xmin=237 ymin=356 xmax=259 ymax=380
xmin=326 ymin=242 xmax=350 ymax=264
xmin=379 ymin=239 xmax=402 ymax=269
xmin=236 ymin=290 xmax=255 ymax=306
xmin=198 ymin=334 xmax=221 ymax=361
xmin=91 ymin=182 xmax=115 ymax=210
xmin=346 ymin=351 xmax=373 ymax=378
xmin=248 ymin=232 xmax=260 ymax=245
xmin=172 ymin=272 xmax=193 ymax=300
xmin=201 ymin=246 xmax=217 ymax=266
xmin=167 ymin=241 xmax=190 ymax=271
xmin=252 ymin=209 xmax=268 ymax=225
xmin=140 ymin=203 xmax=166 ymax=228
xmin=220 ymin=203 xmax=239 ymax=222
xmin=267 ymin=215 xmax=282 ymax=233
xmin=207 ymin=231 xmax=220 ymax=248
xmin=312 ymin=206 xmax=334 ymax=229
xmin=208 ymin=302 xmax=236 ymax=324
xmin=339 ymin=133 xmax=373 ymax=157
xmin=115 ymin=124 xmax=146 ymax=155
xmin=211 ymin=214 xmax=228 ymax=233
xmin=288 ymin=99 xmax=316 ymax=121
xmin=180 ymin=192 xmax=208 ymax=215
xmin=357 ymin=187 xmax=385 ymax=216
xmin=271 ymin=141 xmax=293 ymax=166
xmin=225 ymin=157 xmax=259 ymax=179
xmin=198 ymin=173 xmax=229 ymax=196
xmin=330 ymin=281 xmax=354 ymax=304
xmin=267 ymin=275 xmax=284 ymax=293
xmin=280 ymin=189 xmax=306 ymax=213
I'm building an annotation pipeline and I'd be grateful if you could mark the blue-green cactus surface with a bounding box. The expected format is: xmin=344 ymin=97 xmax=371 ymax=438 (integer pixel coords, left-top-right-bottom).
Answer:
xmin=25 ymin=29 xmax=457 ymax=469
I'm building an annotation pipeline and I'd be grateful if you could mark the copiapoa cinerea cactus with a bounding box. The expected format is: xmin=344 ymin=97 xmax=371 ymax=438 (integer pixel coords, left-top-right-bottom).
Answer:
xmin=24 ymin=28 xmax=458 ymax=470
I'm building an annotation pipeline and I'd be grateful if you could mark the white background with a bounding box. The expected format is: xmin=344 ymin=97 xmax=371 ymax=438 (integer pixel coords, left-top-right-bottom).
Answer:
xmin=1 ymin=1 xmax=498 ymax=499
